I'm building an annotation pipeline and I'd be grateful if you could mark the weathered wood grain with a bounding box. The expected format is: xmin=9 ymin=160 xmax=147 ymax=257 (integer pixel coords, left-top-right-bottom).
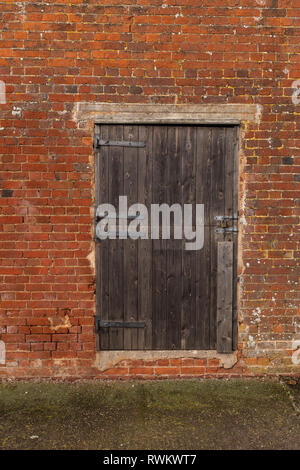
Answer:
xmin=95 ymin=124 xmax=238 ymax=352
xmin=217 ymin=241 xmax=233 ymax=353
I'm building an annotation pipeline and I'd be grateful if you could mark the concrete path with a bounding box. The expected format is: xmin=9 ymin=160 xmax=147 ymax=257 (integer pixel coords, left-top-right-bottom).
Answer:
xmin=0 ymin=379 xmax=299 ymax=450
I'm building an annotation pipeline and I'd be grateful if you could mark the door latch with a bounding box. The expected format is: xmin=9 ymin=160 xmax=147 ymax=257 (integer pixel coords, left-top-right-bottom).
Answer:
xmin=215 ymin=214 xmax=238 ymax=233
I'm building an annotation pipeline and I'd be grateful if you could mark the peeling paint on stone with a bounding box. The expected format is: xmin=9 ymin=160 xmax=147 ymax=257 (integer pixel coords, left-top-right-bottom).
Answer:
xmin=291 ymin=341 xmax=300 ymax=365
xmin=0 ymin=340 xmax=6 ymax=365
xmin=12 ymin=106 xmax=22 ymax=117
xmin=0 ymin=81 xmax=6 ymax=104
xmin=49 ymin=314 xmax=72 ymax=331
xmin=291 ymin=80 xmax=300 ymax=106
xmin=255 ymin=104 xmax=263 ymax=124
xmin=87 ymin=246 xmax=95 ymax=273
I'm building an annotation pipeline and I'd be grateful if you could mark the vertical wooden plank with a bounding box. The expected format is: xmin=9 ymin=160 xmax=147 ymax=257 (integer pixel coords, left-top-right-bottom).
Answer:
xmin=224 ymin=126 xmax=234 ymax=221
xmin=166 ymin=126 xmax=182 ymax=349
xmin=217 ymin=241 xmax=233 ymax=353
xmin=181 ymin=126 xmax=197 ymax=349
xmin=95 ymin=124 xmax=109 ymax=350
xmin=108 ymin=124 xmax=124 ymax=349
xmin=223 ymin=126 xmax=234 ymax=351
xmin=152 ymin=125 xmax=168 ymax=349
xmin=137 ymin=125 xmax=153 ymax=349
xmin=231 ymin=126 xmax=239 ymax=351
xmin=123 ymin=125 xmax=138 ymax=350
xmin=210 ymin=127 xmax=226 ymax=349
xmin=225 ymin=126 xmax=238 ymax=349
xmin=210 ymin=127 xmax=226 ymax=224
xmin=223 ymin=126 xmax=239 ymax=351
xmin=194 ymin=126 xmax=211 ymax=349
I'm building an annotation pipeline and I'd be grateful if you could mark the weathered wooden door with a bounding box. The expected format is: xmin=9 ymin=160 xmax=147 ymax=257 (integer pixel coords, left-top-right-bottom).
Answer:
xmin=94 ymin=124 xmax=238 ymax=352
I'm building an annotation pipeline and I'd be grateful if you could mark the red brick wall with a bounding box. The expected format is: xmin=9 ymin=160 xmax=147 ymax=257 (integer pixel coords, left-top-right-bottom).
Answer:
xmin=0 ymin=0 xmax=299 ymax=379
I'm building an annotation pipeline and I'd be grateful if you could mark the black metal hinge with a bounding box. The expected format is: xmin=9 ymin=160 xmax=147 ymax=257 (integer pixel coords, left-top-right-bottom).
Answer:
xmin=94 ymin=136 xmax=146 ymax=149
xmin=94 ymin=316 xmax=145 ymax=332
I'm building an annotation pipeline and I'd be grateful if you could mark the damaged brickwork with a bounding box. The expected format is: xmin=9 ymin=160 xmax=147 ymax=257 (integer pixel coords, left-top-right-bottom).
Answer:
xmin=0 ymin=0 xmax=299 ymax=379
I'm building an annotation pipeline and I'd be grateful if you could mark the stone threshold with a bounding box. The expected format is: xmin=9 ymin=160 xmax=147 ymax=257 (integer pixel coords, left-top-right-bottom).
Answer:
xmin=95 ymin=350 xmax=238 ymax=372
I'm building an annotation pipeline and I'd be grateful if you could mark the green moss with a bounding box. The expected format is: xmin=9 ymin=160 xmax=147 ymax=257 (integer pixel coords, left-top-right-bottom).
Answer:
xmin=0 ymin=380 xmax=299 ymax=450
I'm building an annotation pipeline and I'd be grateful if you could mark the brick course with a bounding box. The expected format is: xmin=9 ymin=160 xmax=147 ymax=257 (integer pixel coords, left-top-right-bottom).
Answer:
xmin=0 ymin=0 xmax=299 ymax=379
